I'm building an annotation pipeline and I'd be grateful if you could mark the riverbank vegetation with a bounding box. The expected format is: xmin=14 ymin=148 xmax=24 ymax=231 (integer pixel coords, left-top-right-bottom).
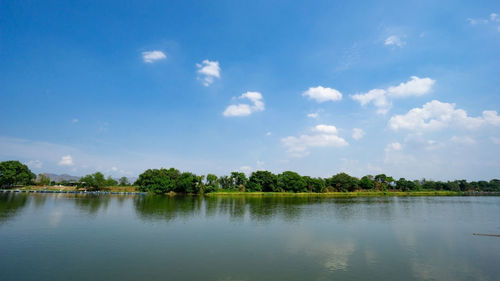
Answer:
xmin=1 ymin=160 xmax=499 ymax=195
xmin=135 ymin=168 xmax=500 ymax=194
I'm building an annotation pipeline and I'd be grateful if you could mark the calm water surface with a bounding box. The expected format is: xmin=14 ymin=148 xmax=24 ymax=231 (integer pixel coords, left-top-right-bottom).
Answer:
xmin=0 ymin=193 xmax=499 ymax=281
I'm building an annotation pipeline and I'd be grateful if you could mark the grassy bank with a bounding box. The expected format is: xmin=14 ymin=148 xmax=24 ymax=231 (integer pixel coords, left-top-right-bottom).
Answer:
xmin=205 ymin=190 xmax=468 ymax=197
xmin=11 ymin=185 xmax=139 ymax=193
xmin=4 ymin=186 xmax=499 ymax=197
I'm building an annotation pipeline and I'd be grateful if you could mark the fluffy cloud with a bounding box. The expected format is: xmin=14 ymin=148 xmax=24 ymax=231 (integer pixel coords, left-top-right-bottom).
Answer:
xmin=196 ymin=60 xmax=221 ymax=86
xmin=313 ymin=124 xmax=338 ymax=134
xmin=282 ymin=124 xmax=348 ymax=157
xmin=351 ymin=89 xmax=391 ymax=114
xmin=467 ymin=13 xmax=500 ymax=31
xmin=223 ymin=91 xmax=264 ymax=117
xmin=58 ymin=155 xmax=73 ymax=166
xmin=384 ymin=35 xmax=405 ymax=47
xmin=388 ymin=100 xmax=500 ymax=131
xmin=307 ymin=112 xmax=319 ymax=119
xmin=385 ymin=142 xmax=402 ymax=152
xmin=303 ymin=86 xmax=342 ymax=103
xmin=351 ymin=76 xmax=435 ymax=114
xmin=387 ymin=76 xmax=435 ymax=97
xmin=467 ymin=13 xmax=500 ymax=25
xmin=142 ymin=50 xmax=166 ymax=63
xmin=352 ymin=128 xmax=365 ymax=140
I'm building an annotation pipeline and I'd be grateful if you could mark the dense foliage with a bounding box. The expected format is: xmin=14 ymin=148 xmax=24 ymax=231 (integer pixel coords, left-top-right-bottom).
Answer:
xmin=78 ymin=172 xmax=118 ymax=190
xmin=134 ymin=168 xmax=500 ymax=194
xmin=0 ymin=161 xmax=36 ymax=187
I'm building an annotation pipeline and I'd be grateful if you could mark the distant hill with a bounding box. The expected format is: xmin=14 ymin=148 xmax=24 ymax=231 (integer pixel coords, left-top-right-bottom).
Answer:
xmin=42 ymin=173 xmax=80 ymax=182
xmin=39 ymin=173 xmax=136 ymax=184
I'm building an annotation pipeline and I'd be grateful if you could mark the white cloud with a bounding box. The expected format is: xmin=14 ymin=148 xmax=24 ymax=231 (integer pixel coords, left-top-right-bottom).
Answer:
xmin=351 ymin=89 xmax=391 ymax=114
xmin=467 ymin=13 xmax=499 ymax=25
xmin=467 ymin=18 xmax=488 ymax=25
xmin=388 ymin=100 xmax=500 ymax=131
xmin=58 ymin=155 xmax=73 ymax=166
xmin=223 ymin=91 xmax=264 ymax=117
xmin=303 ymin=86 xmax=342 ymax=103
xmin=223 ymin=104 xmax=252 ymax=117
xmin=111 ymin=166 xmax=118 ymax=172
xmin=352 ymin=128 xmax=365 ymax=140
xmin=383 ymin=142 xmax=413 ymax=165
xmin=307 ymin=113 xmax=319 ymax=119
xmin=467 ymin=13 xmax=500 ymax=30
xmin=312 ymin=124 xmax=338 ymax=134
xmin=387 ymin=76 xmax=435 ymax=97
xmin=351 ymin=76 xmax=435 ymax=114
xmin=72 ymin=118 xmax=79 ymax=123
xmin=385 ymin=142 xmax=402 ymax=152
xmin=266 ymin=131 xmax=272 ymax=136
xmin=384 ymin=35 xmax=405 ymax=47
xmin=27 ymin=160 xmax=42 ymax=169
xmin=282 ymin=124 xmax=348 ymax=157
xmin=450 ymin=136 xmax=476 ymax=145
xmin=196 ymin=60 xmax=221 ymax=86
xmin=142 ymin=50 xmax=166 ymax=63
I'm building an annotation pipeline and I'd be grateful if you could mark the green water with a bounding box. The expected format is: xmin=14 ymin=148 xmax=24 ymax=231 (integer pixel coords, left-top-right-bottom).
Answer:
xmin=0 ymin=193 xmax=499 ymax=281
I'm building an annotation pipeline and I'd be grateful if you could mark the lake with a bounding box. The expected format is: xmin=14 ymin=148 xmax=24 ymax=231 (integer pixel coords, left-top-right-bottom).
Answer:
xmin=1 ymin=193 xmax=499 ymax=281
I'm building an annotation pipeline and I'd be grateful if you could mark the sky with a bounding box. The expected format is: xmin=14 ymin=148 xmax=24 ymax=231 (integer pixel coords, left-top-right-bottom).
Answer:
xmin=1 ymin=0 xmax=500 ymax=181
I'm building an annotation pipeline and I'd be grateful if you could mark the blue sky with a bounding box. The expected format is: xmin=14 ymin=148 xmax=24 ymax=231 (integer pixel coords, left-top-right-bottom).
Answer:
xmin=1 ymin=0 xmax=500 ymax=180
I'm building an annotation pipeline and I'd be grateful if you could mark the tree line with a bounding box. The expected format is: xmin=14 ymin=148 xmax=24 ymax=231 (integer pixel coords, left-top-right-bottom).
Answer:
xmin=1 ymin=160 xmax=499 ymax=193
xmin=133 ymin=167 xmax=500 ymax=194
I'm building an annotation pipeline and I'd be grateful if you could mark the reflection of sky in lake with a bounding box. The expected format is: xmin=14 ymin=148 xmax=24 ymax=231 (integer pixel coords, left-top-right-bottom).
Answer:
xmin=286 ymin=229 xmax=355 ymax=271
xmin=0 ymin=194 xmax=499 ymax=281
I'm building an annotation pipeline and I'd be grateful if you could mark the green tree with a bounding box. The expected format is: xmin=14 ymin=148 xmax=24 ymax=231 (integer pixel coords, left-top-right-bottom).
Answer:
xmin=359 ymin=175 xmax=374 ymax=190
xmin=134 ymin=168 xmax=176 ymax=194
xmin=105 ymin=176 xmax=118 ymax=187
xmin=93 ymin=172 xmax=106 ymax=188
xmin=489 ymin=179 xmax=500 ymax=191
xmin=374 ymin=174 xmax=390 ymax=190
xmin=248 ymin=170 xmax=278 ymax=192
xmin=196 ymin=175 xmax=205 ymax=193
xmin=205 ymin=174 xmax=219 ymax=193
xmin=218 ymin=175 xmax=232 ymax=190
xmin=118 ymin=177 xmax=129 ymax=186
xmin=0 ymin=160 xmax=36 ymax=187
xmin=37 ymin=174 xmax=51 ymax=186
xmin=78 ymin=172 xmax=107 ymax=190
xmin=176 ymin=172 xmax=199 ymax=193
xmin=396 ymin=178 xmax=417 ymax=191
xmin=277 ymin=171 xmax=307 ymax=192
xmin=327 ymin=173 xmax=359 ymax=192
xmin=303 ymin=176 xmax=325 ymax=193
xmin=230 ymin=172 xmax=248 ymax=191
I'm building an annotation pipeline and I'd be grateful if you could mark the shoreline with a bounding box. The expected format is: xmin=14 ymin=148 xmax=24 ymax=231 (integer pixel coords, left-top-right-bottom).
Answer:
xmin=1 ymin=187 xmax=499 ymax=197
xmin=205 ymin=191 xmax=500 ymax=197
